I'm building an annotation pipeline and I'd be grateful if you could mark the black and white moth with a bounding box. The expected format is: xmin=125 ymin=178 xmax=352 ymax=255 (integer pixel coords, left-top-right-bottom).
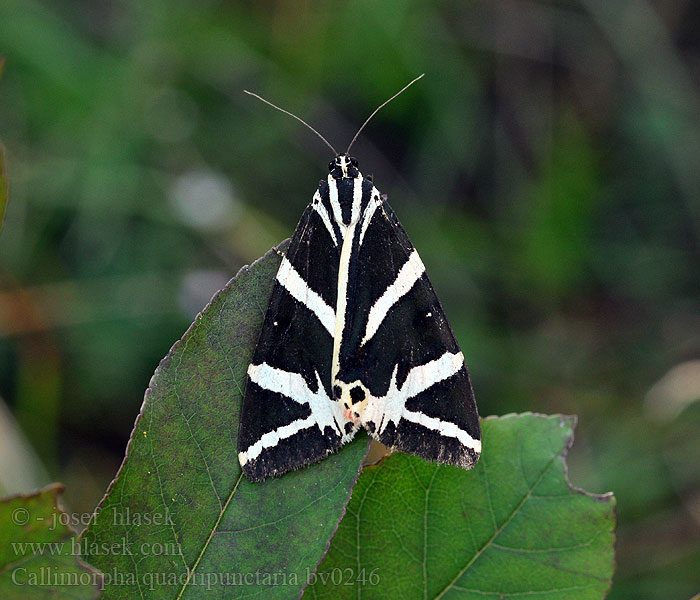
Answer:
xmin=238 ymin=79 xmax=481 ymax=481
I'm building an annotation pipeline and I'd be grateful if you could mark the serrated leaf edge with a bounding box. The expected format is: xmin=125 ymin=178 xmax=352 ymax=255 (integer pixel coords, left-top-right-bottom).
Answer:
xmin=1 ymin=483 xmax=104 ymax=599
xmin=432 ymin=412 xmax=616 ymax=599
xmin=81 ymin=241 xmax=288 ymax=536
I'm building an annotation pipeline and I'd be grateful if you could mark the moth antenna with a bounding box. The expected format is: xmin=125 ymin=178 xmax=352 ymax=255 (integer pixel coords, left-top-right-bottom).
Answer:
xmin=346 ymin=73 xmax=425 ymax=155
xmin=244 ymin=90 xmax=338 ymax=156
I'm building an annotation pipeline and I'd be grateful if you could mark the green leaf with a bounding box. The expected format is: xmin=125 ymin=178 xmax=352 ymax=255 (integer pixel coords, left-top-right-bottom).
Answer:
xmin=307 ymin=413 xmax=616 ymax=600
xmin=82 ymin=242 xmax=369 ymax=599
xmin=0 ymin=483 xmax=102 ymax=599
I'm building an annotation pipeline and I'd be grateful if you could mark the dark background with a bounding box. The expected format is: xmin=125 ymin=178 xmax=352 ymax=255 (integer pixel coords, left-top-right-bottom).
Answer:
xmin=1 ymin=1 xmax=699 ymax=597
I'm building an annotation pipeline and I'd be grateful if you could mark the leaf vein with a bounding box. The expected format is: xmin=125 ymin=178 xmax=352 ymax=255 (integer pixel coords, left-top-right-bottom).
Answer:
xmin=433 ymin=453 xmax=559 ymax=600
xmin=173 ymin=472 xmax=244 ymax=600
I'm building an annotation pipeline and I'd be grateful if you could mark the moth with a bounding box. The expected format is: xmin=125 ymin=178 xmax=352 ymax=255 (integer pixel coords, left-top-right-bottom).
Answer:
xmin=238 ymin=76 xmax=481 ymax=481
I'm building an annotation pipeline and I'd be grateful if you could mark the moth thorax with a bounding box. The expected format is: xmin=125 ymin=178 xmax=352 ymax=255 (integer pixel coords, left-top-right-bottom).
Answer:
xmin=333 ymin=380 xmax=370 ymax=422
xmin=328 ymin=154 xmax=361 ymax=180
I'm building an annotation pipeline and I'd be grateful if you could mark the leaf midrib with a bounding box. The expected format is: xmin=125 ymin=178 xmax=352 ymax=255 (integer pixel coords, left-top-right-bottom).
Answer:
xmin=173 ymin=472 xmax=244 ymax=600
xmin=432 ymin=453 xmax=558 ymax=600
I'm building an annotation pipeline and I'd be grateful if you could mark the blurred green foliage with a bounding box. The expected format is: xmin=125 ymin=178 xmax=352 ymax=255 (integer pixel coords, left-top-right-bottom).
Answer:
xmin=0 ymin=141 xmax=7 ymax=234
xmin=0 ymin=0 xmax=699 ymax=597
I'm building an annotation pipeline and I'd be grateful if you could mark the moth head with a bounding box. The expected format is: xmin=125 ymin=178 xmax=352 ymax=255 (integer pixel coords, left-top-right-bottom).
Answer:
xmin=328 ymin=154 xmax=360 ymax=180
